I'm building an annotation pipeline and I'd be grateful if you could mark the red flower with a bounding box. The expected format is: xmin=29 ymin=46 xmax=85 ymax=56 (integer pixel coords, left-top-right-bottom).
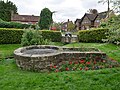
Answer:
xmin=54 ymin=65 xmax=57 ymax=68
xmin=69 ymin=61 xmax=72 ymax=64
xmin=80 ymin=60 xmax=85 ymax=64
xmin=85 ymin=67 xmax=89 ymax=71
xmin=86 ymin=62 xmax=91 ymax=65
xmin=66 ymin=68 xmax=69 ymax=71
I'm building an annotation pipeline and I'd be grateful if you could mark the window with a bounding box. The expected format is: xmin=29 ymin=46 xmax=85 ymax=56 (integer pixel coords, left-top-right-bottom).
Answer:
xmin=95 ymin=20 xmax=100 ymax=23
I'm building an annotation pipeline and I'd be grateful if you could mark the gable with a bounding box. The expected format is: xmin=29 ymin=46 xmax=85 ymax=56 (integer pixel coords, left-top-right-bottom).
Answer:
xmin=81 ymin=15 xmax=91 ymax=24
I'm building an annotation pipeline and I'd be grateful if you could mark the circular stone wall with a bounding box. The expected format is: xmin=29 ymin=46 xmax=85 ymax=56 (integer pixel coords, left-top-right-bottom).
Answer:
xmin=14 ymin=45 xmax=107 ymax=72
xmin=14 ymin=45 xmax=62 ymax=72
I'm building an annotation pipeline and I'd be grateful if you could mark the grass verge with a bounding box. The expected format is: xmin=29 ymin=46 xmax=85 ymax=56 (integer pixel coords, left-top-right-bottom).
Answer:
xmin=0 ymin=59 xmax=120 ymax=90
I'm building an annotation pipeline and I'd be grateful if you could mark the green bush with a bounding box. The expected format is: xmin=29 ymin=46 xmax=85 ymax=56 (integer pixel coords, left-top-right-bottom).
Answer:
xmin=100 ymin=15 xmax=120 ymax=45
xmin=0 ymin=28 xmax=24 ymax=44
xmin=41 ymin=30 xmax=62 ymax=42
xmin=0 ymin=20 xmax=35 ymax=29
xmin=78 ymin=28 xmax=109 ymax=43
xmin=21 ymin=30 xmax=51 ymax=46
xmin=0 ymin=28 xmax=62 ymax=44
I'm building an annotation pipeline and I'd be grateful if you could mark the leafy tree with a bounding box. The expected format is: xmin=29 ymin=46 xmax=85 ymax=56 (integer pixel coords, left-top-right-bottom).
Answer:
xmin=0 ymin=0 xmax=17 ymax=21
xmin=67 ymin=21 xmax=75 ymax=32
xmin=98 ymin=0 xmax=120 ymax=14
xmin=113 ymin=0 xmax=120 ymax=13
xmin=101 ymin=15 xmax=120 ymax=45
xmin=39 ymin=8 xmax=53 ymax=30
xmin=98 ymin=0 xmax=113 ymax=18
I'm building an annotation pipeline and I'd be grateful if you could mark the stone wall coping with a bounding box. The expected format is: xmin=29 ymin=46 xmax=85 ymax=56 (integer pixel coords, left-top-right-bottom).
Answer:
xmin=14 ymin=45 xmax=105 ymax=58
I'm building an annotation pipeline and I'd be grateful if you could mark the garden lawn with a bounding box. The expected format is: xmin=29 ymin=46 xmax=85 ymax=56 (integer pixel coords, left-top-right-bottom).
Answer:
xmin=0 ymin=43 xmax=120 ymax=90
xmin=0 ymin=44 xmax=21 ymax=59
xmin=0 ymin=59 xmax=120 ymax=90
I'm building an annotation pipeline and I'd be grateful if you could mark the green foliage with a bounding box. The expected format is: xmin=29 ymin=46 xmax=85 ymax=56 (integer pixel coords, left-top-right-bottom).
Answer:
xmin=0 ymin=28 xmax=23 ymax=44
xmin=0 ymin=20 xmax=33 ymax=29
xmin=101 ymin=15 xmax=120 ymax=45
xmin=0 ymin=59 xmax=120 ymax=90
xmin=0 ymin=0 xmax=17 ymax=21
xmin=78 ymin=28 xmax=109 ymax=43
xmin=38 ymin=8 xmax=53 ymax=30
xmin=113 ymin=0 xmax=120 ymax=13
xmin=98 ymin=0 xmax=120 ymax=13
xmin=41 ymin=30 xmax=62 ymax=42
xmin=21 ymin=30 xmax=51 ymax=46
xmin=0 ymin=28 xmax=61 ymax=44
xmin=0 ymin=44 xmax=21 ymax=59
xmin=67 ymin=21 xmax=75 ymax=31
xmin=50 ymin=22 xmax=62 ymax=31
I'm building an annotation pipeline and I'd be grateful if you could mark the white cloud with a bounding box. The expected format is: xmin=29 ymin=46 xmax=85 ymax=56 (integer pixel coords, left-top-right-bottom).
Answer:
xmin=8 ymin=0 xmax=109 ymax=22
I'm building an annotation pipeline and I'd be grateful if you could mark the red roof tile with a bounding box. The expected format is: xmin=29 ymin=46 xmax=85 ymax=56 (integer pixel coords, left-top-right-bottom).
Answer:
xmin=11 ymin=14 xmax=39 ymax=22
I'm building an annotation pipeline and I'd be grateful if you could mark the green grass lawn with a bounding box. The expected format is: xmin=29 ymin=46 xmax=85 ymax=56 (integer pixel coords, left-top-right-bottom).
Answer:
xmin=0 ymin=43 xmax=120 ymax=90
xmin=0 ymin=44 xmax=21 ymax=59
xmin=0 ymin=59 xmax=120 ymax=90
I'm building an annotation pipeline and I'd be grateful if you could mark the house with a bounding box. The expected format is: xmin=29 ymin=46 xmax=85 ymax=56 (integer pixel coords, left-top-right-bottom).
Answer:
xmin=74 ymin=19 xmax=81 ymax=30
xmin=11 ymin=13 xmax=39 ymax=24
xmin=61 ymin=22 xmax=68 ymax=31
xmin=75 ymin=10 xmax=114 ymax=30
xmin=61 ymin=19 xmax=73 ymax=31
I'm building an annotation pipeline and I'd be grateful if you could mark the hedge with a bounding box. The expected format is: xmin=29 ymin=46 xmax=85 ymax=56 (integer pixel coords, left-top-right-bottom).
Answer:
xmin=78 ymin=28 xmax=109 ymax=43
xmin=0 ymin=29 xmax=62 ymax=44
xmin=0 ymin=20 xmax=35 ymax=29
xmin=0 ymin=28 xmax=24 ymax=44
xmin=41 ymin=30 xmax=62 ymax=42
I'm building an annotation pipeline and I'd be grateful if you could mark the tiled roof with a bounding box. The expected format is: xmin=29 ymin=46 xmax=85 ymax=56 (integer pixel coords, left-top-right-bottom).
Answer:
xmin=80 ymin=11 xmax=108 ymax=23
xmin=98 ymin=11 xmax=108 ymax=19
xmin=86 ymin=13 xmax=97 ymax=21
xmin=75 ymin=19 xmax=81 ymax=23
xmin=11 ymin=14 xmax=39 ymax=22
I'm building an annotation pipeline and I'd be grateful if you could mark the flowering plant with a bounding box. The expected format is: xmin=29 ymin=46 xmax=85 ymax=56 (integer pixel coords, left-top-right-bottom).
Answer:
xmin=49 ymin=57 xmax=119 ymax=72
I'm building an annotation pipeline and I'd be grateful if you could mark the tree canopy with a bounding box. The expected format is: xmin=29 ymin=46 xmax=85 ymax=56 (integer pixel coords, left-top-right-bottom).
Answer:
xmin=0 ymin=0 xmax=17 ymax=21
xmin=100 ymin=14 xmax=120 ymax=45
xmin=98 ymin=0 xmax=120 ymax=14
xmin=38 ymin=8 xmax=53 ymax=30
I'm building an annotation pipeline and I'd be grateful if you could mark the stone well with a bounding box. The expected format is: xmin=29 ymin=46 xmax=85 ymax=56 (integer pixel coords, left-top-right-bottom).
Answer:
xmin=14 ymin=45 xmax=107 ymax=72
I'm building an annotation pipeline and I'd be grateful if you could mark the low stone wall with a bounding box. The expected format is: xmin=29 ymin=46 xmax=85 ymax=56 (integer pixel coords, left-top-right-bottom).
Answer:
xmin=14 ymin=45 xmax=107 ymax=72
xmin=61 ymin=35 xmax=78 ymax=43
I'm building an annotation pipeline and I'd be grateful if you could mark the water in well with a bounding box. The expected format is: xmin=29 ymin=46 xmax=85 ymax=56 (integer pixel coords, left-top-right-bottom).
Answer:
xmin=23 ymin=49 xmax=58 ymax=55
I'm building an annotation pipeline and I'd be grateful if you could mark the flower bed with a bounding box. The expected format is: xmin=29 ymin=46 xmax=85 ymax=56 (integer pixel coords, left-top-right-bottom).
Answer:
xmin=49 ymin=58 xmax=119 ymax=72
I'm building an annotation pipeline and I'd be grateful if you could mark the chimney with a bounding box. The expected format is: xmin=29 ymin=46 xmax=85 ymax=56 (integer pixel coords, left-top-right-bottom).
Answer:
xmin=68 ymin=19 xmax=69 ymax=23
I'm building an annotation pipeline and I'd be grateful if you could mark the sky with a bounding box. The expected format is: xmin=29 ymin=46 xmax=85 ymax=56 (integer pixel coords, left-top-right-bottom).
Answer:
xmin=8 ymin=0 xmax=109 ymax=22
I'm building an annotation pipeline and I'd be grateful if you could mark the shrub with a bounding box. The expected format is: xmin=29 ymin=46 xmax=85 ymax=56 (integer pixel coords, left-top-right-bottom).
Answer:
xmin=101 ymin=15 xmax=120 ymax=45
xmin=21 ymin=30 xmax=51 ymax=46
xmin=41 ymin=30 xmax=62 ymax=42
xmin=0 ymin=28 xmax=62 ymax=44
xmin=0 ymin=20 xmax=35 ymax=29
xmin=78 ymin=28 xmax=109 ymax=43
xmin=0 ymin=28 xmax=24 ymax=44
